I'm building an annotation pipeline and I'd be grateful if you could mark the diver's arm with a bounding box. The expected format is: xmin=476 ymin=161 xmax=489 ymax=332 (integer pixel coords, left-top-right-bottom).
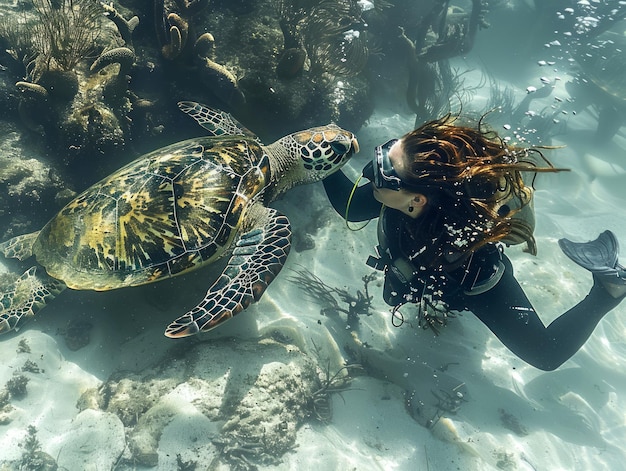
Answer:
xmin=323 ymin=170 xmax=381 ymax=222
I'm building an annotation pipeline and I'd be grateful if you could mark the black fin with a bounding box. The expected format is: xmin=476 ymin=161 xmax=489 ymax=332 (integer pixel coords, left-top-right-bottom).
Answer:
xmin=558 ymin=230 xmax=625 ymax=280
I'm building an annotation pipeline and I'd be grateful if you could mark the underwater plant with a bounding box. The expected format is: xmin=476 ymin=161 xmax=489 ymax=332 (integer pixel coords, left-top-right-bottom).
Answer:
xmin=17 ymin=425 xmax=58 ymax=471
xmin=301 ymin=0 xmax=369 ymax=78
xmin=308 ymin=362 xmax=362 ymax=423
xmin=21 ymin=360 xmax=41 ymax=374
xmin=6 ymin=374 xmax=29 ymax=399
xmin=287 ymin=265 xmax=375 ymax=327
xmin=397 ymin=0 xmax=487 ymax=122
xmin=27 ymin=0 xmax=102 ymax=77
xmin=17 ymin=338 xmax=31 ymax=354
xmin=273 ymin=0 xmax=369 ymax=79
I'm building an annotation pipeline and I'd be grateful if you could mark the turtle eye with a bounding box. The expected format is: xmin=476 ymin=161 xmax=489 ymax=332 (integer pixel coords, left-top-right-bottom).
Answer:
xmin=330 ymin=141 xmax=348 ymax=155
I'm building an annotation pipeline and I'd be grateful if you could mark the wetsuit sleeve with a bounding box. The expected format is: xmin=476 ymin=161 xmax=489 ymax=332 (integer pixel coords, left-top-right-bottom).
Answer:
xmin=461 ymin=254 xmax=623 ymax=371
xmin=322 ymin=170 xmax=382 ymax=222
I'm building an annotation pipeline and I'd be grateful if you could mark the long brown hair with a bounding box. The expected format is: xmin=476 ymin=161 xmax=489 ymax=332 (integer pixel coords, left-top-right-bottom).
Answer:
xmin=397 ymin=114 xmax=567 ymax=267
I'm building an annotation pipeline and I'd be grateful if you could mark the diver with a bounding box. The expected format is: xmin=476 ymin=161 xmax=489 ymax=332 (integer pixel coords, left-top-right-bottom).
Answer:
xmin=322 ymin=115 xmax=626 ymax=371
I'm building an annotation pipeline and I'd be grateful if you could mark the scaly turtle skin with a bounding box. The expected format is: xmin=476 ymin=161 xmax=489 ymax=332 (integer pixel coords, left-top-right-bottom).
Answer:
xmin=0 ymin=102 xmax=358 ymax=337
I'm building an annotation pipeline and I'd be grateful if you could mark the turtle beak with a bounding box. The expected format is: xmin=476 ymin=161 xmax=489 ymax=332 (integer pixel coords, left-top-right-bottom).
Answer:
xmin=351 ymin=136 xmax=360 ymax=154
xmin=330 ymin=134 xmax=359 ymax=157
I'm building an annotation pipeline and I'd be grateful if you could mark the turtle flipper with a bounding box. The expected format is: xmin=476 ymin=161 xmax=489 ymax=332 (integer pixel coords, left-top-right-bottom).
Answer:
xmin=165 ymin=210 xmax=292 ymax=338
xmin=0 ymin=231 xmax=40 ymax=261
xmin=177 ymin=101 xmax=256 ymax=138
xmin=0 ymin=267 xmax=66 ymax=334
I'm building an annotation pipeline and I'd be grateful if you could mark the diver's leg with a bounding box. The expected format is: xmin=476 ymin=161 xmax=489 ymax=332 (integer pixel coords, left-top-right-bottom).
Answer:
xmin=465 ymin=255 xmax=623 ymax=371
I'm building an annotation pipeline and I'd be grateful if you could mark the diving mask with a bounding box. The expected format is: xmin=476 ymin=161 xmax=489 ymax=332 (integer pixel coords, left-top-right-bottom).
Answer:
xmin=362 ymin=138 xmax=402 ymax=190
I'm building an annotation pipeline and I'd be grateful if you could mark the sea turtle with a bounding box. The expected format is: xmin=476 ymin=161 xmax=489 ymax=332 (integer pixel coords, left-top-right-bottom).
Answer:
xmin=0 ymin=102 xmax=358 ymax=338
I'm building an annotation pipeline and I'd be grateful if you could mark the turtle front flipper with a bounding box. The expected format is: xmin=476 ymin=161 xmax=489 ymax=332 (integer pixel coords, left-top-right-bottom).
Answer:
xmin=178 ymin=101 xmax=256 ymax=138
xmin=0 ymin=267 xmax=66 ymax=334
xmin=165 ymin=209 xmax=291 ymax=338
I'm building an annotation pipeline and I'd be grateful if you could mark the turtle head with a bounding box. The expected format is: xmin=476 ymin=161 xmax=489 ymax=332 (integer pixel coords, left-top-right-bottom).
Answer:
xmin=267 ymin=124 xmax=359 ymax=198
xmin=290 ymin=124 xmax=359 ymax=177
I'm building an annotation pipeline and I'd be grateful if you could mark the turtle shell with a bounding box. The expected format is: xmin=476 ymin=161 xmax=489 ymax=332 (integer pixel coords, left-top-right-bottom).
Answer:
xmin=33 ymin=136 xmax=269 ymax=290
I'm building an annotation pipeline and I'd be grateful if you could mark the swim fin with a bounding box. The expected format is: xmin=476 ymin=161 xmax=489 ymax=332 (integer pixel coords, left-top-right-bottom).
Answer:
xmin=558 ymin=230 xmax=626 ymax=286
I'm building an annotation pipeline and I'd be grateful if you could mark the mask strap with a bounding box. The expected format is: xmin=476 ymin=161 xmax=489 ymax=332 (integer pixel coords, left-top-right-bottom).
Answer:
xmin=345 ymin=175 xmax=371 ymax=231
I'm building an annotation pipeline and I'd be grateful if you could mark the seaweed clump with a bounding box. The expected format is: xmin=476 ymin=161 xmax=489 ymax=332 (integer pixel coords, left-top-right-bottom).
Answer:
xmin=6 ymin=374 xmax=29 ymax=399
xmin=1 ymin=0 xmax=102 ymax=98
xmin=28 ymin=0 xmax=102 ymax=76
xmin=274 ymin=0 xmax=369 ymax=79
xmin=287 ymin=265 xmax=376 ymax=327
xmin=17 ymin=338 xmax=31 ymax=354
xmin=0 ymin=388 xmax=12 ymax=424
xmin=16 ymin=425 xmax=58 ymax=471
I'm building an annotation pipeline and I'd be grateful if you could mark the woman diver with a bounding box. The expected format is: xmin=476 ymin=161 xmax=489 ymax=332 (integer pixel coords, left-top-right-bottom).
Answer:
xmin=323 ymin=115 xmax=626 ymax=371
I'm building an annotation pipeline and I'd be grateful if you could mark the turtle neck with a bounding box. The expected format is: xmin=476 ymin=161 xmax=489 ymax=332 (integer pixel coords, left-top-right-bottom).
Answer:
xmin=264 ymin=139 xmax=296 ymax=202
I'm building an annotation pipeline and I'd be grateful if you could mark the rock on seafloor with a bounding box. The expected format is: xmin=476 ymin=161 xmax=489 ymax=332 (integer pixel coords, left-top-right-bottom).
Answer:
xmin=0 ymin=327 xmax=323 ymax=469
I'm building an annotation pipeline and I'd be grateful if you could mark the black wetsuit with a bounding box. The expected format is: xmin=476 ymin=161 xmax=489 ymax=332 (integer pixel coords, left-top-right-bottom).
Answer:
xmin=323 ymin=170 xmax=623 ymax=371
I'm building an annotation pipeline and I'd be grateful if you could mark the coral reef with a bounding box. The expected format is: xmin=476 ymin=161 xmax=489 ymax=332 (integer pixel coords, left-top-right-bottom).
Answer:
xmin=0 ymin=0 xmax=378 ymax=238
xmin=0 ymin=0 xmax=498 ymax=238
xmin=0 ymin=122 xmax=69 ymax=240
xmin=0 ymin=0 xmax=137 ymax=183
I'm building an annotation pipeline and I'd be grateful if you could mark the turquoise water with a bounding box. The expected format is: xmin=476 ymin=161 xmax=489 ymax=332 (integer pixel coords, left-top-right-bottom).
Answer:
xmin=1 ymin=1 xmax=626 ymax=470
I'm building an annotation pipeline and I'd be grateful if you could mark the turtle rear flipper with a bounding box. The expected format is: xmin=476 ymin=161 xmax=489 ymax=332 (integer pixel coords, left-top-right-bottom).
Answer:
xmin=0 ymin=231 xmax=40 ymax=261
xmin=165 ymin=209 xmax=292 ymax=338
xmin=0 ymin=267 xmax=66 ymax=334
